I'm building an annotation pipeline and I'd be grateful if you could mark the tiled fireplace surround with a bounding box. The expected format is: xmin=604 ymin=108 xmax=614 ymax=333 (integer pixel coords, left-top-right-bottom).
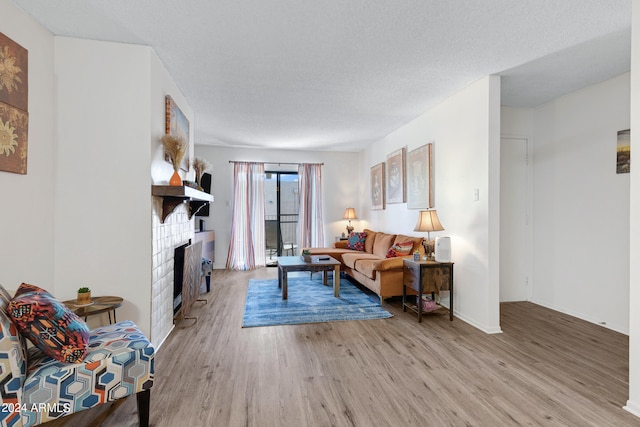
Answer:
xmin=151 ymin=197 xmax=193 ymax=346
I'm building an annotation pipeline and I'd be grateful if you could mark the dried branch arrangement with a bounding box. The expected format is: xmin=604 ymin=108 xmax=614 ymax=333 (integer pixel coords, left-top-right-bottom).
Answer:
xmin=161 ymin=134 xmax=187 ymax=171
xmin=192 ymin=157 xmax=212 ymax=185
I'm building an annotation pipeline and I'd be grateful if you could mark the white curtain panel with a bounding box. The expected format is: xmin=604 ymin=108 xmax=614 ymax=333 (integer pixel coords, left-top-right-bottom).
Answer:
xmin=297 ymin=163 xmax=325 ymax=249
xmin=226 ymin=162 xmax=265 ymax=270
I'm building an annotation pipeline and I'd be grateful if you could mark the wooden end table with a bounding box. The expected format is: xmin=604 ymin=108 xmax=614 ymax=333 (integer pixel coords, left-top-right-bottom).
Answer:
xmin=62 ymin=296 xmax=123 ymax=325
xmin=277 ymin=255 xmax=341 ymax=300
xmin=402 ymin=259 xmax=454 ymax=322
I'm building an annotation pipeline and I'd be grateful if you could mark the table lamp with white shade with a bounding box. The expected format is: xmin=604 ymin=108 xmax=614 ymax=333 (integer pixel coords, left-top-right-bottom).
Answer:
xmin=414 ymin=209 xmax=444 ymax=259
xmin=343 ymin=207 xmax=358 ymax=235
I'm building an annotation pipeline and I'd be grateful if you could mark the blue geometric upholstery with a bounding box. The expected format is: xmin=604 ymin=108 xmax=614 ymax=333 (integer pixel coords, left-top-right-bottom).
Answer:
xmin=0 ymin=285 xmax=154 ymax=427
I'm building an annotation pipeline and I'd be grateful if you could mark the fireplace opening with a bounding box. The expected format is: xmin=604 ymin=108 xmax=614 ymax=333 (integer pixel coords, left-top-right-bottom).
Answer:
xmin=173 ymin=241 xmax=190 ymax=315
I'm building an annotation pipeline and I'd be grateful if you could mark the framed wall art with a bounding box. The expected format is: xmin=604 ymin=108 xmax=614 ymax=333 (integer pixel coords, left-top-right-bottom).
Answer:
xmin=617 ymin=129 xmax=630 ymax=174
xmin=406 ymin=143 xmax=433 ymax=209
xmin=386 ymin=147 xmax=406 ymax=204
xmin=0 ymin=32 xmax=28 ymax=175
xmin=165 ymin=95 xmax=190 ymax=172
xmin=370 ymin=162 xmax=385 ymax=210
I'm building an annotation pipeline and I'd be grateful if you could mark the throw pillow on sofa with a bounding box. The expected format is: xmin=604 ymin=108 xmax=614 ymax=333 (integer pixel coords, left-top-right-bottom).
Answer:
xmin=7 ymin=283 xmax=90 ymax=363
xmin=347 ymin=232 xmax=367 ymax=251
xmin=386 ymin=241 xmax=414 ymax=258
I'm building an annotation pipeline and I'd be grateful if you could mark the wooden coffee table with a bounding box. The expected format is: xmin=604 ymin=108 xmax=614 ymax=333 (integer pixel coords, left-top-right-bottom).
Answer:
xmin=277 ymin=255 xmax=341 ymax=300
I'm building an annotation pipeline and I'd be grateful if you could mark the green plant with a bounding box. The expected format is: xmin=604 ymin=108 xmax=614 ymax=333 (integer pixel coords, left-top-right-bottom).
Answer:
xmin=302 ymin=249 xmax=311 ymax=255
xmin=77 ymin=287 xmax=91 ymax=293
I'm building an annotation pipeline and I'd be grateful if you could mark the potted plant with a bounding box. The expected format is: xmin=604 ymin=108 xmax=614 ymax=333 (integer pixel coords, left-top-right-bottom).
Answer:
xmin=301 ymin=249 xmax=312 ymax=262
xmin=77 ymin=287 xmax=92 ymax=305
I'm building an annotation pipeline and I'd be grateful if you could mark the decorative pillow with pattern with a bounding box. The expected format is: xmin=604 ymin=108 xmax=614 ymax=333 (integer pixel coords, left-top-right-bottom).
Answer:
xmin=7 ymin=283 xmax=90 ymax=363
xmin=347 ymin=232 xmax=367 ymax=251
xmin=13 ymin=282 xmax=49 ymax=297
xmin=385 ymin=241 xmax=414 ymax=258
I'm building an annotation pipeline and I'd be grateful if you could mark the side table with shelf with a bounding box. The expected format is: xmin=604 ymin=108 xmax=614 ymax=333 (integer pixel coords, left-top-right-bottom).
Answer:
xmin=402 ymin=259 xmax=454 ymax=322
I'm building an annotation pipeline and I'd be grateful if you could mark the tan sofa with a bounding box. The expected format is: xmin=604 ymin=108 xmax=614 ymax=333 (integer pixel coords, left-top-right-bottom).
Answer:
xmin=305 ymin=229 xmax=425 ymax=304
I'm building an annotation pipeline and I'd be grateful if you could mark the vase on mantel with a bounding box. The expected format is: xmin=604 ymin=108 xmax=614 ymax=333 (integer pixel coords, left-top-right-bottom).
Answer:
xmin=169 ymin=169 xmax=182 ymax=186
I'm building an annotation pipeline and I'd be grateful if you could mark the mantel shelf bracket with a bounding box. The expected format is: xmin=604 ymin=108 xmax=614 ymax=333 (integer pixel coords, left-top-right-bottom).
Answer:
xmin=152 ymin=185 xmax=214 ymax=224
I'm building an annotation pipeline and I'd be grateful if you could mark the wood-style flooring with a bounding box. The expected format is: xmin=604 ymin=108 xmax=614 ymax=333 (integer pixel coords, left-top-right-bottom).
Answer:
xmin=46 ymin=268 xmax=639 ymax=426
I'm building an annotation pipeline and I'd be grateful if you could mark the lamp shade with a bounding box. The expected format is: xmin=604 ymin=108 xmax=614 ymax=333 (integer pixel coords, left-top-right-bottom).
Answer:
xmin=343 ymin=208 xmax=358 ymax=220
xmin=414 ymin=210 xmax=444 ymax=232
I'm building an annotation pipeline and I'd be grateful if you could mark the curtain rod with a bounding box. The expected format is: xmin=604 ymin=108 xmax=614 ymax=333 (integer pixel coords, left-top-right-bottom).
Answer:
xmin=228 ymin=161 xmax=324 ymax=166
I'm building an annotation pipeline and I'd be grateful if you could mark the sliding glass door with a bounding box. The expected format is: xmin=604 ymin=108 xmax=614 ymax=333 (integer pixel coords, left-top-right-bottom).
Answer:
xmin=265 ymin=171 xmax=299 ymax=265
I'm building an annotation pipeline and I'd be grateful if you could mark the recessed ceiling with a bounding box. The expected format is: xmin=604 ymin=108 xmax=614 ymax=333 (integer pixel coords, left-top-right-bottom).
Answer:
xmin=12 ymin=0 xmax=631 ymax=152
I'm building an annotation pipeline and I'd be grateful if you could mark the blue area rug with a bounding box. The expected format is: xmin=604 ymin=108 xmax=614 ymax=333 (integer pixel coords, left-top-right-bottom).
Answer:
xmin=242 ymin=276 xmax=393 ymax=327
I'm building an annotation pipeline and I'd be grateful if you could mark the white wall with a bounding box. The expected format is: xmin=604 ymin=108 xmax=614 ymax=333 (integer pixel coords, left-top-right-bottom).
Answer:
xmin=193 ymin=145 xmax=360 ymax=268
xmin=530 ymin=73 xmax=630 ymax=334
xmin=0 ymin=0 xmax=55 ymax=290
xmin=53 ymin=38 xmax=154 ymax=334
xmin=360 ymin=76 xmax=503 ymax=333
xmin=626 ymin=0 xmax=640 ymax=417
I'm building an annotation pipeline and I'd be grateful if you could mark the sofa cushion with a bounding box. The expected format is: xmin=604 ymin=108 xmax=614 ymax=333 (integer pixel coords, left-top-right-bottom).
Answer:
xmin=394 ymin=234 xmax=425 ymax=255
xmin=333 ymin=240 xmax=349 ymax=249
xmin=342 ymin=252 xmax=380 ymax=270
xmin=7 ymin=283 xmax=90 ymax=364
xmin=372 ymin=232 xmax=397 ymax=258
xmin=347 ymin=232 xmax=367 ymax=251
xmin=363 ymin=229 xmax=377 ymax=254
xmin=355 ymin=259 xmax=378 ymax=280
xmin=386 ymin=241 xmax=414 ymax=258
xmin=372 ymin=256 xmax=406 ymax=272
xmin=305 ymin=247 xmax=354 ymax=264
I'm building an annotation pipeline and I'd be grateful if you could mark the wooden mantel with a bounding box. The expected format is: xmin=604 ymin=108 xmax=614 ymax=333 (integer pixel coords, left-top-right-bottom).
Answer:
xmin=152 ymin=185 xmax=214 ymax=223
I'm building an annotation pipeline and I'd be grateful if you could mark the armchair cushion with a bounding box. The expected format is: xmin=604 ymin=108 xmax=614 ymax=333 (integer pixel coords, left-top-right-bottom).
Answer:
xmin=7 ymin=283 xmax=90 ymax=364
xmin=21 ymin=320 xmax=154 ymax=426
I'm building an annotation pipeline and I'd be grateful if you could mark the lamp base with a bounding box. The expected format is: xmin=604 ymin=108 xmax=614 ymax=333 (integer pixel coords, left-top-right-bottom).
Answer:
xmin=346 ymin=225 xmax=354 ymax=235
xmin=422 ymin=239 xmax=436 ymax=260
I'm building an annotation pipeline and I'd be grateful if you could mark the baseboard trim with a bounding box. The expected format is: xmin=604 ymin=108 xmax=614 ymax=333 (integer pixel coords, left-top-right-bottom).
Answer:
xmin=529 ymin=298 xmax=628 ymax=335
xmin=454 ymin=312 xmax=503 ymax=335
xmin=624 ymin=400 xmax=640 ymax=419
xmin=154 ymin=324 xmax=175 ymax=352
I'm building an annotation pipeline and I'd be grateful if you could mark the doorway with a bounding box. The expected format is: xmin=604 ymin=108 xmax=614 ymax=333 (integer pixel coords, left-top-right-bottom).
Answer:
xmin=265 ymin=171 xmax=299 ymax=265
xmin=500 ymin=137 xmax=531 ymax=301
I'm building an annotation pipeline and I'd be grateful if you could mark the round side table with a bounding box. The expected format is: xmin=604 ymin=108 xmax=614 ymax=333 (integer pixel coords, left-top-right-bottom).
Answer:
xmin=62 ymin=296 xmax=123 ymax=325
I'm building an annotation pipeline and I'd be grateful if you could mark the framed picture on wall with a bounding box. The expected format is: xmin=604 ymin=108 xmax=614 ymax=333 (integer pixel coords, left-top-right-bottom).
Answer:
xmin=165 ymin=95 xmax=190 ymax=172
xmin=406 ymin=143 xmax=433 ymax=209
xmin=370 ymin=162 xmax=385 ymax=210
xmin=386 ymin=148 xmax=406 ymax=204
xmin=617 ymin=129 xmax=630 ymax=174
xmin=0 ymin=32 xmax=28 ymax=175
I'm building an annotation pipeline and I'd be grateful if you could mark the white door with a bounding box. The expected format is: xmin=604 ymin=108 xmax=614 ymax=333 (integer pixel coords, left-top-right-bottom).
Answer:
xmin=500 ymin=137 xmax=530 ymax=302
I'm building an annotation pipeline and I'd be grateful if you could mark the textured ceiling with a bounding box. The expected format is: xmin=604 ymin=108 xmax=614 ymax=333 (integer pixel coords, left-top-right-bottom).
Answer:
xmin=12 ymin=0 xmax=631 ymax=151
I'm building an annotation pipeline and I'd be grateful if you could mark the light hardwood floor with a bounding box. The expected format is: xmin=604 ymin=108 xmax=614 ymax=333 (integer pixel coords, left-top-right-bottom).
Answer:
xmin=46 ymin=268 xmax=639 ymax=426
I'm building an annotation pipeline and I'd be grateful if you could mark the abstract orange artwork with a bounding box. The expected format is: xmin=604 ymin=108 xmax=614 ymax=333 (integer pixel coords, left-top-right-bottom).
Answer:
xmin=0 ymin=32 xmax=28 ymax=175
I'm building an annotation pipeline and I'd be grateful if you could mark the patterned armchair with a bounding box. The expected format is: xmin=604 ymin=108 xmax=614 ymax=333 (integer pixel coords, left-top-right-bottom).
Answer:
xmin=0 ymin=285 xmax=154 ymax=427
